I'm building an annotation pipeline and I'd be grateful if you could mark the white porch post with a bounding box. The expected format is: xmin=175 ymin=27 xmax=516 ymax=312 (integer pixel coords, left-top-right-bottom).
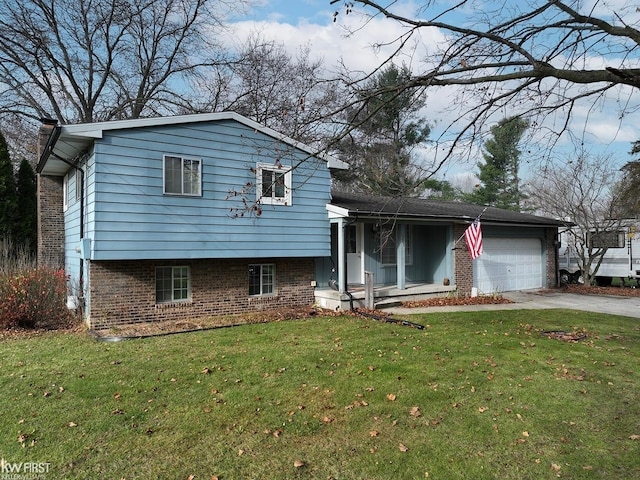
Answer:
xmin=397 ymin=223 xmax=406 ymax=290
xmin=337 ymin=217 xmax=346 ymax=292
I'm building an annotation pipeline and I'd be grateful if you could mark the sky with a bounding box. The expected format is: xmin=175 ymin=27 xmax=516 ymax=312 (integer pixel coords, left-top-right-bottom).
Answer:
xmin=224 ymin=0 xmax=640 ymax=184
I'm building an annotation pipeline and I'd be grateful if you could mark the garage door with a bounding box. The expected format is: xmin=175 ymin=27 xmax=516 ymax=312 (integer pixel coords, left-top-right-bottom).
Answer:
xmin=474 ymin=238 xmax=543 ymax=293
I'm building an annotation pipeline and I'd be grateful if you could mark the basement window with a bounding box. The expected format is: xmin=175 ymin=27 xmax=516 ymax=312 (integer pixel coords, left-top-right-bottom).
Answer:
xmin=248 ymin=264 xmax=275 ymax=296
xmin=156 ymin=266 xmax=191 ymax=303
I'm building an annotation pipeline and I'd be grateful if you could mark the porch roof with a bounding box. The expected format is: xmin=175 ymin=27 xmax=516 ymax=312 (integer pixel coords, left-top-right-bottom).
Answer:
xmin=329 ymin=191 xmax=566 ymax=227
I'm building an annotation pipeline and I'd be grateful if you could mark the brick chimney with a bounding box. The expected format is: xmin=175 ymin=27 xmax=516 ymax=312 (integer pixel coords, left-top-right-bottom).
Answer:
xmin=36 ymin=119 xmax=65 ymax=268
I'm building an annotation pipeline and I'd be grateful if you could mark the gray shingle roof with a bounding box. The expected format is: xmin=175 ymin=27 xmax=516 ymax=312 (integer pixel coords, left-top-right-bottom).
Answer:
xmin=330 ymin=191 xmax=565 ymax=227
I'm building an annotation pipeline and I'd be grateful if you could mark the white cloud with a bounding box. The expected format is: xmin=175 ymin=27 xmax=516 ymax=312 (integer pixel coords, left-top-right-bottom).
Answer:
xmin=224 ymin=2 xmax=640 ymax=175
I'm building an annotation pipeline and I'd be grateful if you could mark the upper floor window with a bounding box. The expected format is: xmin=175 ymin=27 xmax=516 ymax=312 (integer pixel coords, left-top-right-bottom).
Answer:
xmin=164 ymin=155 xmax=201 ymax=196
xmin=256 ymin=162 xmax=292 ymax=205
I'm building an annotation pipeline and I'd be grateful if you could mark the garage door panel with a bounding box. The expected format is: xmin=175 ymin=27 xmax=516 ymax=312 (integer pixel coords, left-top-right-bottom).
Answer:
xmin=474 ymin=238 xmax=543 ymax=293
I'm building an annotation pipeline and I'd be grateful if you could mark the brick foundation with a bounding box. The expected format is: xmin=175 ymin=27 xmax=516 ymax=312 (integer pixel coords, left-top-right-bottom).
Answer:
xmin=88 ymin=258 xmax=315 ymax=329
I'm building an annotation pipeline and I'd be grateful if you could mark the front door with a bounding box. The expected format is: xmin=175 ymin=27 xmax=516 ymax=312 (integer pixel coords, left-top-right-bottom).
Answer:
xmin=346 ymin=224 xmax=363 ymax=284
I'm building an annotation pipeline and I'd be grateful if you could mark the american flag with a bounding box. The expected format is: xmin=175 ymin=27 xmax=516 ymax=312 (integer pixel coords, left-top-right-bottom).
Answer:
xmin=464 ymin=219 xmax=483 ymax=259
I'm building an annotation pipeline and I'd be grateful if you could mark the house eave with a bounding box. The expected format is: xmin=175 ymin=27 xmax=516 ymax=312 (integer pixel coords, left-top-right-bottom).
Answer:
xmin=37 ymin=112 xmax=348 ymax=175
xmin=326 ymin=209 xmax=562 ymax=228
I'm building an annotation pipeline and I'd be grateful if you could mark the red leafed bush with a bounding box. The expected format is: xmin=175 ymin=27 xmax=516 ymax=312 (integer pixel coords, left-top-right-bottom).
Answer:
xmin=0 ymin=267 xmax=71 ymax=329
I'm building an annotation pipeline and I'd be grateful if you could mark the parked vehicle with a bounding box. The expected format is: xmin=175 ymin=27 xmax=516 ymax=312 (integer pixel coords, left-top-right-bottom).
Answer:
xmin=558 ymin=223 xmax=640 ymax=285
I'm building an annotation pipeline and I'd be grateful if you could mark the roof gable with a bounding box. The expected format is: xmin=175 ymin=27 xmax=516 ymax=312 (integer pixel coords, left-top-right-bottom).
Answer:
xmin=38 ymin=112 xmax=348 ymax=175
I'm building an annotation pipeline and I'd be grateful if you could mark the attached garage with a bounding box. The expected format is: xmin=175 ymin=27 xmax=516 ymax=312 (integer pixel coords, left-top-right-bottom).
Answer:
xmin=474 ymin=237 xmax=544 ymax=293
xmin=322 ymin=191 xmax=563 ymax=305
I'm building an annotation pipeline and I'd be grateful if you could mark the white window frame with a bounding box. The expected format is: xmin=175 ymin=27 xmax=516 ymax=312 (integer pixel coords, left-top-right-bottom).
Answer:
xmin=256 ymin=162 xmax=292 ymax=205
xmin=163 ymin=155 xmax=202 ymax=196
xmin=155 ymin=266 xmax=191 ymax=303
xmin=75 ymin=169 xmax=82 ymax=202
xmin=63 ymin=174 xmax=69 ymax=212
xmin=248 ymin=263 xmax=276 ymax=296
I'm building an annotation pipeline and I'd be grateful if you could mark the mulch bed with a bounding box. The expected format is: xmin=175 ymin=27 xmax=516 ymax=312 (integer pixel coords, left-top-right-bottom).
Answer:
xmin=3 ymin=285 xmax=639 ymax=340
xmin=88 ymin=307 xmax=339 ymax=340
xmin=562 ymin=284 xmax=640 ymax=297
xmin=401 ymin=295 xmax=513 ymax=308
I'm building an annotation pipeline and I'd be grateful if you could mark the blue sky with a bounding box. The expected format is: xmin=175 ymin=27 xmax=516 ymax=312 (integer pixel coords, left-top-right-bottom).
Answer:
xmin=247 ymin=0 xmax=331 ymax=23
xmin=228 ymin=1 xmax=640 ymax=183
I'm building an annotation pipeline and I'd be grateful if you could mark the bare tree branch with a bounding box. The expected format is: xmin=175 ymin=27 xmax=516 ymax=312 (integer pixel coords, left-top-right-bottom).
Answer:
xmin=331 ymin=0 xmax=640 ymax=162
xmin=0 ymin=0 xmax=242 ymax=124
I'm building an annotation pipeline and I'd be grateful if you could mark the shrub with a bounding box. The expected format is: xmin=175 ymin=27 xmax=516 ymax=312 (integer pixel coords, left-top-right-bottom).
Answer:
xmin=0 ymin=267 xmax=71 ymax=329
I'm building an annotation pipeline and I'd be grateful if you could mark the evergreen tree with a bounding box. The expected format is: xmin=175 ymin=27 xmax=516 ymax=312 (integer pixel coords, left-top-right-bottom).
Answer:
xmin=334 ymin=63 xmax=431 ymax=196
xmin=465 ymin=116 xmax=529 ymax=211
xmin=614 ymin=142 xmax=640 ymax=218
xmin=16 ymin=159 xmax=37 ymax=254
xmin=0 ymin=129 xmax=17 ymax=239
xmin=422 ymin=178 xmax=458 ymax=201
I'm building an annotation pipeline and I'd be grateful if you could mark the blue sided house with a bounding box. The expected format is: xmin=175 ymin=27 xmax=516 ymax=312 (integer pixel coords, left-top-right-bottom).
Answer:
xmin=36 ymin=112 xmax=564 ymax=329
xmin=36 ymin=112 xmax=348 ymax=329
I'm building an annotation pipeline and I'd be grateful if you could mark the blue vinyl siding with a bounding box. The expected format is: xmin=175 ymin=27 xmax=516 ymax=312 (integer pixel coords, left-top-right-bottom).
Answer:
xmin=63 ymin=165 xmax=83 ymax=297
xmin=87 ymin=119 xmax=332 ymax=260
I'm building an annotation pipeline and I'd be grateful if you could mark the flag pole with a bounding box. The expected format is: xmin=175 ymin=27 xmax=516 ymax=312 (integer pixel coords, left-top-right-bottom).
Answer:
xmin=453 ymin=206 xmax=488 ymax=248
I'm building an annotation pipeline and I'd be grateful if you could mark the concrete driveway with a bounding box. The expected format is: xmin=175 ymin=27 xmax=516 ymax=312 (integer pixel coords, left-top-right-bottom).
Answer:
xmin=386 ymin=290 xmax=640 ymax=318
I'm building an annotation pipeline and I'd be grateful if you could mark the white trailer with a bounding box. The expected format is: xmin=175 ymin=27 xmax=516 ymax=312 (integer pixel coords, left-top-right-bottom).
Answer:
xmin=558 ymin=223 xmax=640 ymax=285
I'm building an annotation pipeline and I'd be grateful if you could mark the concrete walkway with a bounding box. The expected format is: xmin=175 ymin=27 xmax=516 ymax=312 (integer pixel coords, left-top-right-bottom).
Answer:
xmin=384 ymin=290 xmax=640 ymax=319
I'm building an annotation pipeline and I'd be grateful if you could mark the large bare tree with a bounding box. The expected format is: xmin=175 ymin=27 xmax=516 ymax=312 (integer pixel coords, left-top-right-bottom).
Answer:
xmin=216 ymin=34 xmax=340 ymax=146
xmin=330 ymin=0 xmax=640 ymax=161
xmin=526 ymin=153 xmax=623 ymax=285
xmin=0 ymin=0 xmax=244 ymax=125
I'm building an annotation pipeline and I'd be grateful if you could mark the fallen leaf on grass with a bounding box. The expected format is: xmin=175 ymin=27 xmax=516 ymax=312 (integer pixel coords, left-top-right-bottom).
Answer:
xmin=410 ymin=406 xmax=422 ymax=417
xmin=630 ymin=435 xmax=640 ymax=440
xmin=399 ymin=443 xmax=409 ymax=452
xmin=369 ymin=430 xmax=379 ymax=437
xmin=294 ymin=459 xmax=305 ymax=468
xmin=387 ymin=394 xmax=397 ymax=401
xmin=478 ymin=406 xmax=488 ymax=413
xmin=67 ymin=422 xmax=77 ymax=428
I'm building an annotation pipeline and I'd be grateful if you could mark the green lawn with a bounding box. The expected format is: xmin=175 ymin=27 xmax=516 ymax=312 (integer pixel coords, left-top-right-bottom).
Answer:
xmin=1 ymin=309 xmax=638 ymax=479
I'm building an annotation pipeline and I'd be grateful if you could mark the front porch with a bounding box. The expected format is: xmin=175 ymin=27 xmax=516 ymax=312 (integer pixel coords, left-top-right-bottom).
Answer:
xmin=314 ymin=282 xmax=457 ymax=311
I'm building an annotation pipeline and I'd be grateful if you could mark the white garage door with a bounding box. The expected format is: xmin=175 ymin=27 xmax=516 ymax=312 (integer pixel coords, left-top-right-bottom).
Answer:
xmin=474 ymin=238 xmax=543 ymax=293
